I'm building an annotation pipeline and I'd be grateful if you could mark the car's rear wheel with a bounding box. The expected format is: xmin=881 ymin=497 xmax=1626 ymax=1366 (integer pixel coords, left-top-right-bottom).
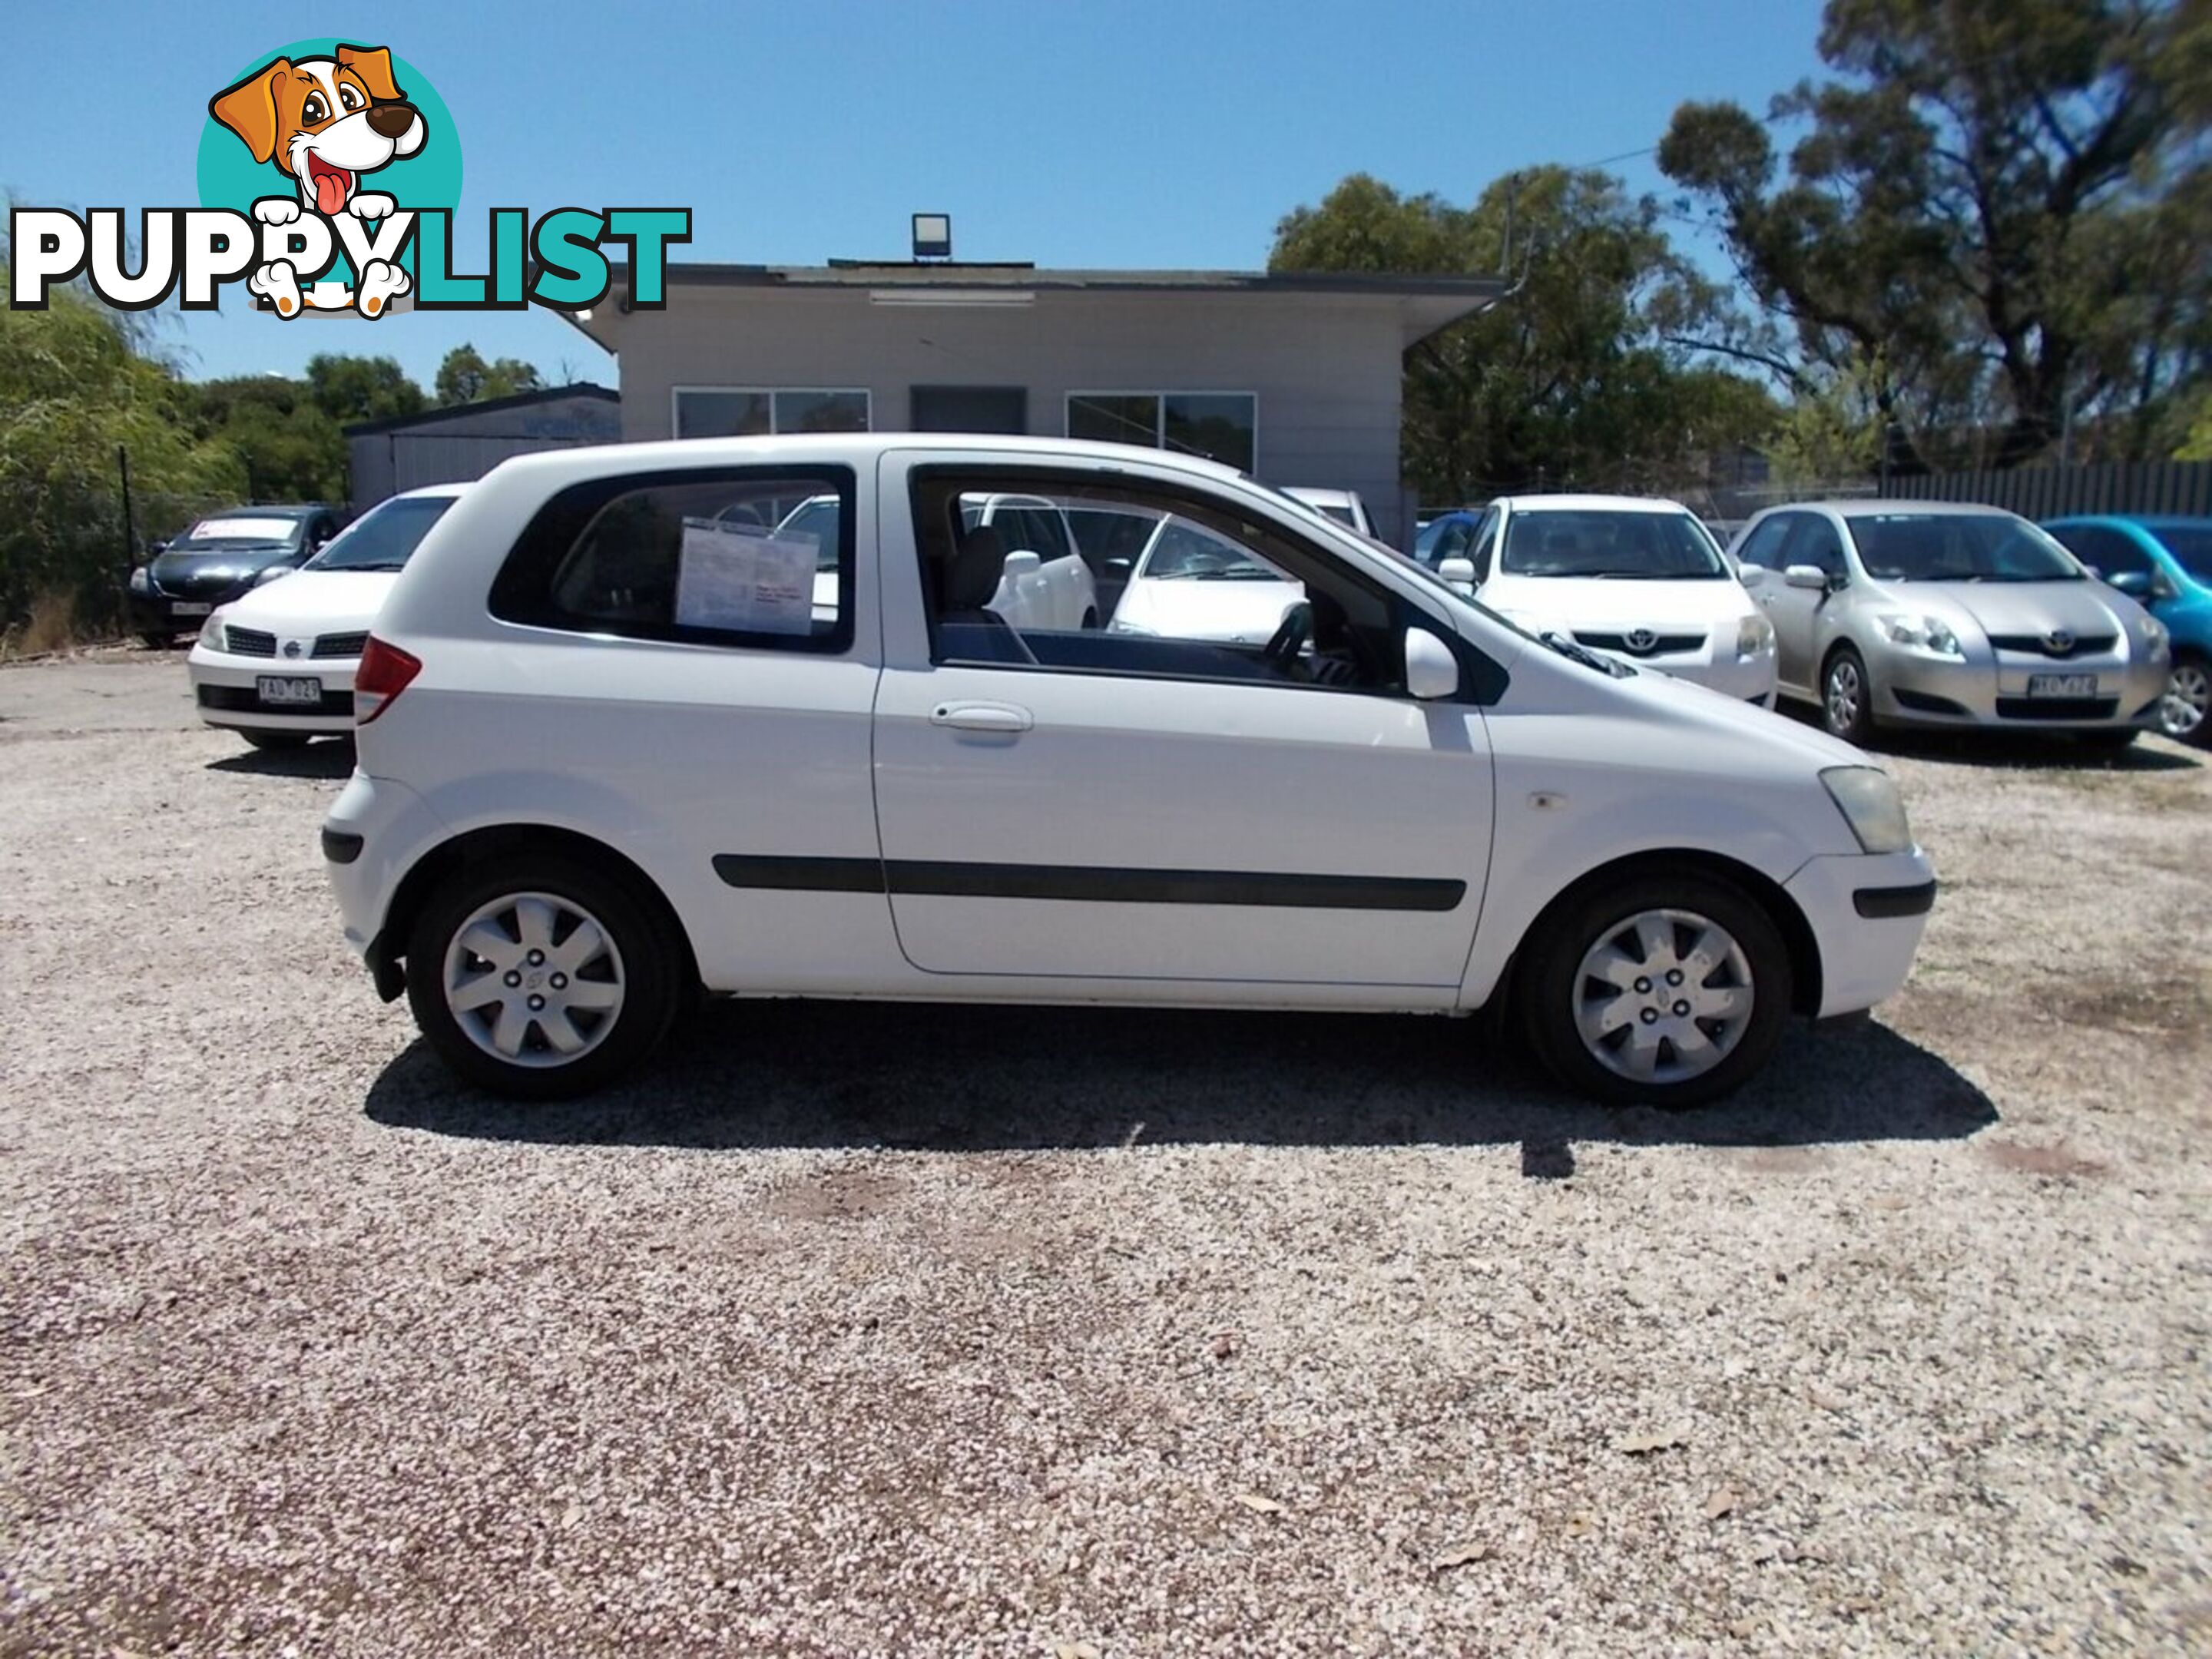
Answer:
xmin=1822 ymin=645 xmax=1877 ymax=745
xmin=2159 ymin=652 xmax=2210 ymax=746
xmin=1520 ymin=873 xmax=1793 ymax=1109
xmin=240 ymin=730 xmax=311 ymax=751
xmin=406 ymin=856 xmax=680 ymax=1099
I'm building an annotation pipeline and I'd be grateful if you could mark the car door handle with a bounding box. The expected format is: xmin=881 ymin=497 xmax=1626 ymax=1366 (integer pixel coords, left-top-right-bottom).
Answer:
xmin=930 ymin=701 xmax=1033 ymax=733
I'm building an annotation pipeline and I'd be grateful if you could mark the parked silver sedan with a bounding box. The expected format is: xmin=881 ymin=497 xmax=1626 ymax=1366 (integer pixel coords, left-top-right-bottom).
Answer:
xmin=1730 ymin=501 xmax=2171 ymax=748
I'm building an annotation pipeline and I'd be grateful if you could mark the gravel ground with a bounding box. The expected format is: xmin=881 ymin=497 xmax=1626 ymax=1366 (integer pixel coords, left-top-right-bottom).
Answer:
xmin=2 ymin=652 xmax=2207 ymax=1657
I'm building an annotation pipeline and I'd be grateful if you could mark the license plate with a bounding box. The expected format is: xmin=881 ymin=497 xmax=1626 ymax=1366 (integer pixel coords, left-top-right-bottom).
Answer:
xmin=256 ymin=674 xmax=323 ymax=707
xmin=2026 ymin=673 xmax=2098 ymax=698
xmin=171 ymin=602 xmax=213 ymax=617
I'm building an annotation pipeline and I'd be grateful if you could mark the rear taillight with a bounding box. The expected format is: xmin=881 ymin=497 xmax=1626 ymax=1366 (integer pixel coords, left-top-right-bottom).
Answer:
xmin=354 ymin=635 xmax=422 ymax=724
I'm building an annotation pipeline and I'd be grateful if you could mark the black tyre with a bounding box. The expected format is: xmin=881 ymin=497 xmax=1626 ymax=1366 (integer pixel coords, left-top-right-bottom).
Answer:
xmin=1821 ymin=644 xmax=1878 ymax=745
xmin=138 ymin=631 xmax=174 ymax=650
xmin=1518 ymin=872 xmax=1794 ymax=1109
xmin=405 ymin=855 xmax=683 ymax=1099
xmin=240 ymin=730 xmax=312 ymax=751
xmin=2158 ymin=652 xmax=2210 ymax=747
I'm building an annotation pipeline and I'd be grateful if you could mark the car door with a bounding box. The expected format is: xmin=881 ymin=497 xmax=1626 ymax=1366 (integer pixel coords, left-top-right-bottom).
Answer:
xmin=1742 ymin=514 xmax=1823 ymax=694
xmin=869 ymin=452 xmax=1495 ymax=988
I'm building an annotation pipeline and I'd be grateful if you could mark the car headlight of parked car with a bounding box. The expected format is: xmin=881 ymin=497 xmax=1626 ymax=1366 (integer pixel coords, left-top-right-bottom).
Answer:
xmin=1736 ymin=612 xmax=1774 ymax=656
xmin=1874 ymin=612 xmax=1962 ymax=656
xmin=2138 ymin=614 xmax=2171 ymax=661
xmin=127 ymin=566 xmax=151 ymax=593
xmin=1820 ymin=765 xmax=1913 ymax=854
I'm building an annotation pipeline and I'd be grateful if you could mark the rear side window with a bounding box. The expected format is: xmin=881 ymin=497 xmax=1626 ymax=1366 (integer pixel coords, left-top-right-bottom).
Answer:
xmin=489 ymin=466 xmax=856 ymax=652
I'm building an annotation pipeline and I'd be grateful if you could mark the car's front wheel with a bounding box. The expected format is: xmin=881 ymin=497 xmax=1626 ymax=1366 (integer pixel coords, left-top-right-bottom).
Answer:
xmin=1520 ymin=873 xmax=1793 ymax=1109
xmin=406 ymin=856 xmax=682 ymax=1099
xmin=240 ymin=730 xmax=311 ymax=751
xmin=2160 ymin=651 xmax=2210 ymax=747
xmin=1822 ymin=645 xmax=1877 ymax=745
xmin=138 ymin=631 xmax=174 ymax=650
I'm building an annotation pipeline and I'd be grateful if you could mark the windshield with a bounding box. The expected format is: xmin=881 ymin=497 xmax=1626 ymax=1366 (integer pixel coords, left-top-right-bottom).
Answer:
xmin=1143 ymin=519 xmax=1288 ymax=581
xmin=304 ymin=495 xmax=453 ymax=571
xmin=1501 ymin=509 xmax=1727 ymax=579
xmin=1847 ymin=514 xmax=2084 ymax=582
xmin=2149 ymin=525 xmax=2212 ymax=583
xmin=177 ymin=514 xmax=304 ymax=548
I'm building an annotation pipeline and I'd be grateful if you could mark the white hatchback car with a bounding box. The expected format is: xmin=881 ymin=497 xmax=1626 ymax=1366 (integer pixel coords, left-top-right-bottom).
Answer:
xmin=1439 ymin=494 xmax=1779 ymax=705
xmin=190 ymin=484 xmax=466 ymax=748
xmin=323 ymin=436 xmax=1934 ymax=1108
xmin=1108 ymin=510 xmax=1306 ymax=645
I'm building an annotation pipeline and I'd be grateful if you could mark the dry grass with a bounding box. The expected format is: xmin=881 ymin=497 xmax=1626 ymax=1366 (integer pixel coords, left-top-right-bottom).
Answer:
xmin=0 ymin=589 xmax=111 ymax=661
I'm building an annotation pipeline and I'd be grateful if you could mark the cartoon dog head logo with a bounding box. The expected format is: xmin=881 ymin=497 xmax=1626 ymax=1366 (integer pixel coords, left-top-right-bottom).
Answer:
xmin=205 ymin=42 xmax=441 ymax=318
xmin=210 ymin=46 xmax=425 ymax=220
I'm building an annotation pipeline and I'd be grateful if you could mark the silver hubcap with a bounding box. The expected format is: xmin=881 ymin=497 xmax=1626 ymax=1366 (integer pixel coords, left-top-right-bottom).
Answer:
xmin=1573 ymin=908 xmax=1756 ymax=1084
xmin=442 ymin=892 xmax=625 ymax=1068
xmin=2161 ymin=663 xmax=2209 ymax=738
xmin=1826 ymin=659 xmax=1862 ymax=733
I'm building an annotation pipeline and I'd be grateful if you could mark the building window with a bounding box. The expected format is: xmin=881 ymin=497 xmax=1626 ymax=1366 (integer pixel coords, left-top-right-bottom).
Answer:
xmin=1066 ymin=392 xmax=1257 ymax=472
xmin=673 ymin=388 xmax=872 ymax=439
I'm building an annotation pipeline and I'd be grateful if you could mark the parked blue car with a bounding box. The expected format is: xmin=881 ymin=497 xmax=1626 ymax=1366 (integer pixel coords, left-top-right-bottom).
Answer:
xmin=2042 ymin=516 xmax=2212 ymax=745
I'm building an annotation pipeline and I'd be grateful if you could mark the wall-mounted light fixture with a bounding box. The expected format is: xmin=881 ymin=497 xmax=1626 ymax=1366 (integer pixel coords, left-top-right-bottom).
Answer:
xmin=912 ymin=213 xmax=952 ymax=260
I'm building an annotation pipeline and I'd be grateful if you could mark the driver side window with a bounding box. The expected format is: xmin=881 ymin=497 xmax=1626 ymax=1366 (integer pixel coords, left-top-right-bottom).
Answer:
xmin=912 ymin=469 xmax=1409 ymax=694
xmin=1792 ymin=515 xmax=1849 ymax=578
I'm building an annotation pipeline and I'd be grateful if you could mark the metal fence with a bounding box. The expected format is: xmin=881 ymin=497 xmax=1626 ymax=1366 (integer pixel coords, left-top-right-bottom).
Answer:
xmin=1879 ymin=462 xmax=2212 ymax=520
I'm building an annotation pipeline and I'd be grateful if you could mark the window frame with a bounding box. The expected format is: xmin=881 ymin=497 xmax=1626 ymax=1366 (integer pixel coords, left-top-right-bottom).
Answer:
xmin=908 ymin=462 xmax=1506 ymax=704
xmin=487 ymin=462 xmax=860 ymax=655
xmin=1064 ymin=390 xmax=1260 ymax=472
xmin=670 ymin=386 xmax=874 ymax=440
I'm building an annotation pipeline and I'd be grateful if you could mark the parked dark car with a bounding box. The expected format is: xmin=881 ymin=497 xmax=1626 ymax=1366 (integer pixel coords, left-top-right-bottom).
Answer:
xmin=127 ymin=505 xmax=346 ymax=647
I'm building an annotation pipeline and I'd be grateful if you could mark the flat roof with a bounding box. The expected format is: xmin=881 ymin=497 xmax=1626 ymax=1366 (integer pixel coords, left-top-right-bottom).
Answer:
xmin=343 ymin=382 xmax=618 ymax=439
xmin=572 ymin=263 xmax=1504 ymax=349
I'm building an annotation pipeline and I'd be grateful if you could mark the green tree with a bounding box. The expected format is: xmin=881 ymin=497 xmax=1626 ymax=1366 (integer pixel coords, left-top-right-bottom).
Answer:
xmin=1658 ymin=0 xmax=2210 ymax=469
xmin=435 ymin=343 xmax=545 ymax=406
xmin=0 ymin=267 xmax=245 ymax=633
xmin=188 ymin=376 xmax=346 ymax=502
xmin=1271 ymin=170 xmax=1778 ymax=504
xmin=305 ymin=353 xmax=426 ymax=427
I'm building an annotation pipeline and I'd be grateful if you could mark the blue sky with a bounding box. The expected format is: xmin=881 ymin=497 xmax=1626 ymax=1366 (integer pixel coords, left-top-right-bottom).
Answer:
xmin=5 ymin=0 xmax=1826 ymax=389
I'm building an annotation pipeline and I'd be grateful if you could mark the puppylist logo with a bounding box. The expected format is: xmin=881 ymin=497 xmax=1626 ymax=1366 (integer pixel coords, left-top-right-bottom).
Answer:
xmin=8 ymin=37 xmax=689 ymax=320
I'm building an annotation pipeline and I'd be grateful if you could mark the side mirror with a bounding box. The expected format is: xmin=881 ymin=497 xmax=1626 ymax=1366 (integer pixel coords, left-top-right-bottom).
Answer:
xmin=1104 ymin=558 xmax=1132 ymax=575
xmin=1404 ymin=628 xmax=1459 ymax=700
xmin=1437 ymin=556 xmax=1477 ymax=595
xmin=999 ymin=549 xmax=1042 ymax=579
xmin=1783 ymin=564 xmax=1831 ymax=591
xmin=149 ymin=540 xmax=170 ymax=557
xmin=2106 ymin=570 xmax=2150 ymax=598
xmin=1737 ymin=561 xmax=1767 ymax=586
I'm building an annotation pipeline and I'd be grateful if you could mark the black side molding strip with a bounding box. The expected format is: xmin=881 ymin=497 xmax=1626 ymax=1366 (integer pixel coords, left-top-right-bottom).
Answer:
xmin=713 ymin=855 xmax=1465 ymax=912
xmin=1853 ymin=879 xmax=1937 ymax=919
xmin=321 ymin=828 xmax=364 ymax=865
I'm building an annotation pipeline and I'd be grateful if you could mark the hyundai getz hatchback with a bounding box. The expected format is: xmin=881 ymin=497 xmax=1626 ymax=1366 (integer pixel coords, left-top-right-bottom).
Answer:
xmin=323 ymin=435 xmax=1936 ymax=1108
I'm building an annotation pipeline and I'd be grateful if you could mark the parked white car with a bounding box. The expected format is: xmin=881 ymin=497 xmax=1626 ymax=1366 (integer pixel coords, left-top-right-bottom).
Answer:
xmin=1108 ymin=512 xmax=1306 ymax=644
xmin=190 ymin=484 xmax=466 ymax=748
xmin=1284 ymin=487 xmax=1375 ymax=538
xmin=1438 ymin=494 xmax=1779 ymax=705
xmin=964 ymin=492 xmax=1100 ymax=631
xmin=323 ymin=435 xmax=1933 ymax=1109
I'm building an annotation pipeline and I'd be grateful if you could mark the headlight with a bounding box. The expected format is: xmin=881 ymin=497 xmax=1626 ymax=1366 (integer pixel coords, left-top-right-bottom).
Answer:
xmin=1874 ymin=613 xmax=1962 ymax=656
xmin=127 ymin=566 xmax=151 ymax=593
xmin=1736 ymin=613 xmax=1774 ymax=655
xmin=204 ymin=611 xmax=229 ymax=650
xmin=2140 ymin=614 xmax=2170 ymax=661
xmin=1821 ymin=765 xmax=1913 ymax=854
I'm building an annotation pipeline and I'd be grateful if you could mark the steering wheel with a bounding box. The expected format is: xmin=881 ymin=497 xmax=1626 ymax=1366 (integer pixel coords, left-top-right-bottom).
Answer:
xmin=1262 ymin=602 xmax=1311 ymax=669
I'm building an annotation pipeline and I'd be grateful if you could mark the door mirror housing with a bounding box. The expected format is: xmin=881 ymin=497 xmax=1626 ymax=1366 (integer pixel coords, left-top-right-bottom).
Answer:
xmin=1404 ymin=628 xmax=1459 ymax=700
xmin=999 ymin=549 xmax=1042 ymax=578
xmin=1104 ymin=558 xmax=1132 ymax=575
xmin=1783 ymin=564 xmax=1832 ymax=591
xmin=1737 ymin=561 xmax=1767 ymax=586
xmin=1436 ymin=556 xmax=1477 ymax=594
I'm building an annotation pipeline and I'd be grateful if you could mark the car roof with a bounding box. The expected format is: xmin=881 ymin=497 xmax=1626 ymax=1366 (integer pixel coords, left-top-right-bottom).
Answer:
xmin=1498 ymin=494 xmax=1693 ymax=515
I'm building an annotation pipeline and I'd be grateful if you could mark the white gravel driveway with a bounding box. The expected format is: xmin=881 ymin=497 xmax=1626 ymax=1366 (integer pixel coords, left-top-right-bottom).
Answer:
xmin=2 ymin=654 xmax=2207 ymax=1655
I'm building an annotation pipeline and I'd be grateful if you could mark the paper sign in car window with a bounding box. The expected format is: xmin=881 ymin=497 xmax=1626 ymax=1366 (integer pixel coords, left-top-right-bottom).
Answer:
xmin=675 ymin=518 xmax=817 ymax=635
xmin=192 ymin=517 xmax=302 ymax=541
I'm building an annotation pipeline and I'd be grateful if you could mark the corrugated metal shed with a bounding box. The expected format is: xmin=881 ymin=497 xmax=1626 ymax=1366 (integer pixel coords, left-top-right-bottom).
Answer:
xmin=345 ymin=384 xmax=621 ymax=505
